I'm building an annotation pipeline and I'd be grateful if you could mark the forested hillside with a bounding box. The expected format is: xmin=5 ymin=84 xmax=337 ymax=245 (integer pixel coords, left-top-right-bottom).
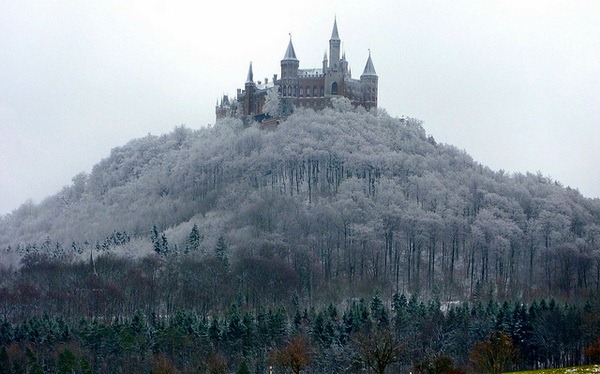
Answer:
xmin=2 ymin=99 xmax=600 ymax=372
xmin=1 ymin=98 xmax=600 ymax=303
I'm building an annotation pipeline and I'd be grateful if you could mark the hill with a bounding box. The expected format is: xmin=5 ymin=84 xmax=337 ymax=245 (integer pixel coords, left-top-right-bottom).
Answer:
xmin=1 ymin=98 xmax=599 ymax=303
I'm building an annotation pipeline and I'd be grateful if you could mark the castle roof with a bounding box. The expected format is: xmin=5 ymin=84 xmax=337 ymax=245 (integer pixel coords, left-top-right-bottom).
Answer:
xmin=331 ymin=17 xmax=340 ymax=41
xmin=246 ymin=62 xmax=253 ymax=83
xmin=298 ymin=68 xmax=324 ymax=77
xmin=361 ymin=51 xmax=377 ymax=77
xmin=282 ymin=37 xmax=298 ymax=61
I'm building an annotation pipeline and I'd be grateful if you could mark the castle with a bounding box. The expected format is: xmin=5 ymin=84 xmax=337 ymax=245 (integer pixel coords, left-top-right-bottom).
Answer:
xmin=216 ymin=18 xmax=378 ymax=123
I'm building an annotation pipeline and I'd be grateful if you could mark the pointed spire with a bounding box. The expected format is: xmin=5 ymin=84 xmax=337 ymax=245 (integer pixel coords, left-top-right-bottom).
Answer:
xmin=362 ymin=50 xmax=377 ymax=77
xmin=246 ymin=62 xmax=253 ymax=83
xmin=282 ymin=34 xmax=298 ymax=61
xmin=323 ymin=50 xmax=328 ymax=61
xmin=331 ymin=16 xmax=340 ymax=40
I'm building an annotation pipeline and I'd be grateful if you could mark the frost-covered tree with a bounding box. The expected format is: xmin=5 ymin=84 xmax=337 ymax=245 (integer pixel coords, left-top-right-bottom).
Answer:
xmin=2 ymin=106 xmax=600 ymax=302
xmin=184 ymin=223 xmax=203 ymax=254
xmin=215 ymin=235 xmax=228 ymax=265
xmin=262 ymin=85 xmax=281 ymax=117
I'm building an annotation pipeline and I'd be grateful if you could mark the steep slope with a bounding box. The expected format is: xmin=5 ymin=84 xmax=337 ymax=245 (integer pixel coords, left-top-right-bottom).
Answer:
xmin=1 ymin=100 xmax=599 ymax=300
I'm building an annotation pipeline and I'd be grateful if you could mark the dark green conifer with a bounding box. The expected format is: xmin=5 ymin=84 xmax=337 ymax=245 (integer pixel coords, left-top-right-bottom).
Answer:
xmin=0 ymin=347 xmax=10 ymax=374
xmin=185 ymin=223 xmax=203 ymax=253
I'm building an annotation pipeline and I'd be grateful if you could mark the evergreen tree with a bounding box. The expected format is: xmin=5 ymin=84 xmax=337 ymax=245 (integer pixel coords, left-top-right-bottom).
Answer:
xmin=78 ymin=358 xmax=92 ymax=374
xmin=215 ymin=236 xmax=228 ymax=265
xmin=370 ymin=291 xmax=389 ymax=328
xmin=160 ymin=233 xmax=169 ymax=255
xmin=12 ymin=361 xmax=25 ymax=374
xmin=0 ymin=320 xmax=14 ymax=346
xmin=151 ymin=225 xmax=161 ymax=254
xmin=392 ymin=292 xmax=409 ymax=328
xmin=241 ymin=312 xmax=255 ymax=355
xmin=0 ymin=346 xmax=10 ymax=374
xmin=185 ymin=223 xmax=203 ymax=254
xmin=237 ymin=360 xmax=251 ymax=374
xmin=57 ymin=348 xmax=77 ymax=374
xmin=209 ymin=318 xmax=222 ymax=344
xmin=268 ymin=308 xmax=287 ymax=345
xmin=151 ymin=225 xmax=159 ymax=244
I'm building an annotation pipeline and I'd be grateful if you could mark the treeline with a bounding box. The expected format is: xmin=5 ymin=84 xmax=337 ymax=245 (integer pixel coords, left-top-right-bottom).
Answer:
xmin=1 ymin=99 xmax=600 ymax=301
xmin=1 ymin=251 xmax=600 ymax=372
xmin=0 ymin=248 xmax=297 ymax=321
xmin=1 ymin=290 xmax=600 ymax=373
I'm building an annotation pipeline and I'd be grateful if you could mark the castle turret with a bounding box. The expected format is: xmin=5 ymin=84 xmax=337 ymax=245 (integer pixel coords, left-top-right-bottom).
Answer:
xmin=281 ymin=36 xmax=299 ymax=79
xmin=329 ymin=17 xmax=341 ymax=68
xmin=243 ymin=62 xmax=256 ymax=116
xmin=325 ymin=18 xmax=344 ymax=97
xmin=215 ymin=94 xmax=232 ymax=120
xmin=360 ymin=50 xmax=378 ymax=110
xmin=246 ymin=61 xmax=254 ymax=83
xmin=280 ymin=36 xmax=299 ymax=113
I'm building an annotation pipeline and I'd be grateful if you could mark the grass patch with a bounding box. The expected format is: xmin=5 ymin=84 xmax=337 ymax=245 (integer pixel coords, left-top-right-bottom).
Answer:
xmin=505 ymin=365 xmax=600 ymax=373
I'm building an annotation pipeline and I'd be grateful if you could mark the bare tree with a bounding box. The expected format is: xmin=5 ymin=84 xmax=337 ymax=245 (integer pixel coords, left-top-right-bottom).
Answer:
xmin=353 ymin=328 xmax=404 ymax=374
xmin=270 ymin=335 xmax=311 ymax=374
xmin=469 ymin=331 xmax=518 ymax=374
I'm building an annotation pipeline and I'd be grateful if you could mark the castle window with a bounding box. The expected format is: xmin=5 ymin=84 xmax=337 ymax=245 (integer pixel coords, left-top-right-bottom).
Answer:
xmin=320 ymin=86 xmax=324 ymax=96
xmin=313 ymin=86 xmax=317 ymax=96
xmin=287 ymin=85 xmax=292 ymax=97
xmin=331 ymin=82 xmax=338 ymax=95
xmin=305 ymin=86 xmax=310 ymax=97
xmin=299 ymin=86 xmax=304 ymax=97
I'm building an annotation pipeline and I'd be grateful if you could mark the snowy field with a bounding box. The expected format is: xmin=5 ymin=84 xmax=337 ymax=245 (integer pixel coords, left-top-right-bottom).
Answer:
xmin=505 ymin=365 xmax=600 ymax=373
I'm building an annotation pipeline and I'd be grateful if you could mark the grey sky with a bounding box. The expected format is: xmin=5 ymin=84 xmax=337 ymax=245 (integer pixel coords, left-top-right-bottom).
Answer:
xmin=1 ymin=1 xmax=599 ymax=215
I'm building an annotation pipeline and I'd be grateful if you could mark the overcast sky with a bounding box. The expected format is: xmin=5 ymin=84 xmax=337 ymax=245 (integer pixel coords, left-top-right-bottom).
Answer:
xmin=1 ymin=0 xmax=599 ymax=215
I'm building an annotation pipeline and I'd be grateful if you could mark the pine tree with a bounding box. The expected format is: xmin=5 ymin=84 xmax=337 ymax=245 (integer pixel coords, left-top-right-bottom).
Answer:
xmin=185 ymin=223 xmax=203 ymax=254
xmin=12 ymin=361 xmax=25 ymax=374
xmin=209 ymin=318 xmax=222 ymax=343
xmin=237 ymin=360 xmax=251 ymax=374
xmin=241 ymin=312 xmax=255 ymax=355
xmin=151 ymin=225 xmax=159 ymax=244
xmin=0 ymin=320 xmax=14 ymax=346
xmin=0 ymin=347 xmax=10 ymax=374
xmin=160 ymin=233 xmax=169 ymax=255
xmin=392 ymin=292 xmax=408 ymax=328
xmin=151 ymin=225 xmax=161 ymax=254
xmin=371 ymin=291 xmax=389 ymax=328
xmin=57 ymin=348 xmax=77 ymax=374
xmin=215 ymin=236 xmax=228 ymax=265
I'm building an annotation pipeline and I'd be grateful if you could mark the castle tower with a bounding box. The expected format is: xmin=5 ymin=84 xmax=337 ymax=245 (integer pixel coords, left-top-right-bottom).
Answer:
xmin=329 ymin=17 xmax=341 ymax=68
xmin=325 ymin=18 xmax=344 ymax=97
xmin=215 ymin=95 xmax=232 ymax=120
xmin=243 ymin=62 xmax=256 ymax=116
xmin=280 ymin=36 xmax=299 ymax=114
xmin=360 ymin=50 xmax=378 ymax=110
